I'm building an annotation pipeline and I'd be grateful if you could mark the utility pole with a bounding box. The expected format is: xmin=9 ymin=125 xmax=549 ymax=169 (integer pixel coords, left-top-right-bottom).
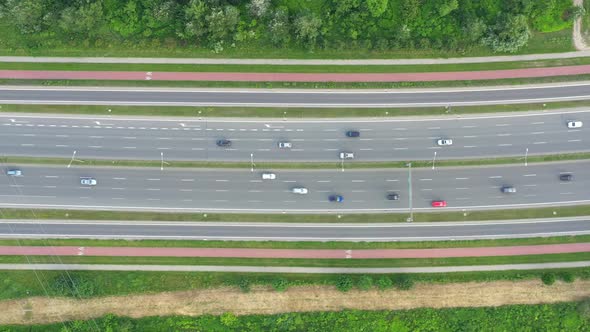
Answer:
xmin=250 ymin=153 xmax=254 ymax=172
xmin=525 ymin=148 xmax=529 ymax=167
xmin=408 ymin=162 xmax=413 ymax=222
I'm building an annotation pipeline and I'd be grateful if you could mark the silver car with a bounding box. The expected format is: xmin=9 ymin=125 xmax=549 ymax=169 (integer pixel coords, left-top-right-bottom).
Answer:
xmin=6 ymin=169 xmax=22 ymax=176
xmin=292 ymin=187 xmax=308 ymax=194
xmin=437 ymin=139 xmax=453 ymax=146
xmin=278 ymin=142 xmax=292 ymax=149
xmin=339 ymin=152 xmax=354 ymax=159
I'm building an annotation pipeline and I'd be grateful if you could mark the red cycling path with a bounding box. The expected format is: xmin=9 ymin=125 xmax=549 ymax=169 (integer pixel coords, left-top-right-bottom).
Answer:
xmin=1 ymin=243 xmax=589 ymax=259
xmin=2 ymin=64 xmax=590 ymax=82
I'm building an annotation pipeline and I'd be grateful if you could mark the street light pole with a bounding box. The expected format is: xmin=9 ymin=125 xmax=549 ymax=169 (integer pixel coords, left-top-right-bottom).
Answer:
xmin=408 ymin=162 xmax=413 ymax=222
xmin=432 ymin=151 xmax=437 ymax=170
xmin=341 ymin=158 xmax=344 ymax=172
xmin=525 ymin=148 xmax=529 ymax=167
xmin=250 ymin=153 xmax=254 ymax=172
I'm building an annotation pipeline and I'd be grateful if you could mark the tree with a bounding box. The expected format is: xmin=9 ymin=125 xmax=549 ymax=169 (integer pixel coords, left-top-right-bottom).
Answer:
xmin=482 ymin=14 xmax=530 ymax=53
xmin=463 ymin=18 xmax=487 ymax=43
xmin=3 ymin=0 xmax=48 ymax=34
xmin=268 ymin=8 xmax=291 ymax=47
xmin=206 ymin=5 xmax=240 ymax=42
xmin=392 ymin=274 xmax=414 ymax=290
xmin=59 ymin=1 xmax=106 ymax=40
xmin=294 ymin=13 xmax=322 ymax=48
xmin=366 ymin=0 xmax=388 ymax=18
xmin=438 ymin=0 xmax=458 ymax=17
xmin=144 ymin=1 xmax=179 ymax=38
xmin=335 ymin=275 xmax=354 ymax=292
xmin=272 ymin=278 xmax=289 ymax=292
xmin=376 ymin=276 xmax=393 ymax=290
xmin=177 ymin=0 xmax=208 ymax=43
xmin=248 ymin=0 xmax=270 ymax=18
xmin=541 ymin=273 xmax=556 ymax=286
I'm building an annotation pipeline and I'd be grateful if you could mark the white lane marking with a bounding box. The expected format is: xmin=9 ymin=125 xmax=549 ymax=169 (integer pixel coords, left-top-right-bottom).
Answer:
xmin=428 ymin=147 xmax=441 ymax=149
xmin=463 ymin=135 xmax=477 ymax=138
xmin=323 ymin=148 xmax=338 ymax=151
xmin=496 ymin=124 xmax=510 ymax=127
xmin=214 ymin=200 xmax=229 ymax=202
xmin=531 ymin=132 xmax=545 ymax=135
xmin=90 ymin=136 xmax=104 ymax=139
xmin=394 ymin=148 xmax=408 ymax=150
xmin=317 ymin=180 xmax=331 ymax=183
xmin=22 ymin=134 xmax=35 ymax=137
xmin=568 ymin=139 xmax=582 ymax=142
xmin=533 ymin=141 xmax=547 ymax=144
xmin=147 ymin=178 xmax=160 ymax=181
xmin=44 ymin=176 xmax=59 ymax=178
xmin=88 ymin=146 xmax=102 ymax=148
xmin=249 ymin=180 xmax=262 ymax=183
xmin=455 ymin=187 xmax=469 ymax=190
xmin=257 ymin=149 xmax=270 ymax=152
xmin=43 ymin=186 xmax=56 ymax=188
xmin=146 ymin=188 xmax=160 ymax=191
xmin=489 ymin=176 xmax=502 ymax=179
xmin=393 ymin=128 xmax=407 ymax=131
xmin=181 ymin=179 xmax=195 ymax=182
xmin=257 ymin=138 xmax=273 ymax=141
xmin=568 ymin=129 xmax=581 ymax=132
xmin=531 ymin=122 xmax=544 ymax=125
xmin=191 ymin=148 xmax=204 ymax=151
xmin=359 ymin=138 xmax=373 ymax=141
xmin=248 ymin=200 xmax=263 ymax=203
xmin=419 ymin=178 xmax=432 ymax=181
xmin=56 ymin=135 xmax=69 ymax=138
xmin=523 ymin=174 xmax=536 ymax=177
xmin=497 ymin=133 xmax=511 ymax=137
xmin=123 ymin=146 xmax=136 ymax=149
xmin=462 ymin=125 xmax=477 ymax=128
xmin=498 ymin=143 xmax=513 ymax=147
xmin=524 ymin=184 xmax=537 ymax=187
xmin=560 ymin=192 xmax=574 ymax=195
xmin=123 ymin=137 xmax=136 ymax=139
xmin=525 ymin=194 xmax=537 ymax=197
xmin=359 ymin=148 xmax=373 ymax=151
xmin=386 ymin=179 xmax=398 ymax=182
xmin=215 ymin=179 xmax=229 ymax=182
xmin=248 ymin=190 xmax=262 ymax=193
xmin=147 ymin=198 xmax=160 ymax=201
xmin=351 ymin=180 xmax=365 ymax=183
xmin=113 ymin=177 xmax=127 ymax=180
xmin=394 ymin=138 xmax=407 ymax=141
xmin=323 ymin=139 xmax=338 ymax=141
xmin=282 ymin=180 xmax=296 ymax=183
xmin=421 ymin=188 xmax=432 ymax=191
xmin=455 ymin=177 xmax=469 ymax=180
xmin=157 ymin=147 xmax=170 ymax=150
xmin=463 ymin=145 xmax=476 ymax=148
xmin=428 ymin=127 xmax=440 ymax=130
xmin=323 ymin=129 xmax=337 ymax=132
xmin=292 ymin=149 xmax=305 ymax=151
xmin=111 ymin=188 xmax=125 ymax=190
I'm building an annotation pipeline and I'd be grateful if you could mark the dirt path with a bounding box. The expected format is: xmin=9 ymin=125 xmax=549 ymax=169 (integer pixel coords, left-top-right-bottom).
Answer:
xmin=574 ymin=0 xmax=588 ymax=50
xmin=2 ymin=280 xmax=589 ymax=325
xmin=3 ymin=64 xmax=590 ymax=82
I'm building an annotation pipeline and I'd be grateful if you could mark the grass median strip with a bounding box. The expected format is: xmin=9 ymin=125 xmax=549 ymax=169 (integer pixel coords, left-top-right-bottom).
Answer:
xmin=3 ymin=152 xmax=590 ymax=169
xmin=3 ymin=235 xmax=590 ymax=250
xmin=0 ymin=252 xmax=589 ymax=268
xmin=2 ymin=205 xmax=590 ymax=223
xmin=3 ymin=100 xmax=590 ymax=118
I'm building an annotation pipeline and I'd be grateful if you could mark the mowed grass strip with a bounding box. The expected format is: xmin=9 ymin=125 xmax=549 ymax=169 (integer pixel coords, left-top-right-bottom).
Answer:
xmin=1 ymin=204 xmax=590 ymax=223
xmin=2 ymin=100 xmax=590 ymax=118
xmin=0 ymin=252 xmax=589 ymax=268
xmin=3 ymin=235 xmax=589 ymax=250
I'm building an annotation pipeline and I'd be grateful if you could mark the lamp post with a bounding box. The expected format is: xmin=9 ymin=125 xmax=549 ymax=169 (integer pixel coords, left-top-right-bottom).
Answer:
xmin=407 ymin=162 xmax=413 ymax=222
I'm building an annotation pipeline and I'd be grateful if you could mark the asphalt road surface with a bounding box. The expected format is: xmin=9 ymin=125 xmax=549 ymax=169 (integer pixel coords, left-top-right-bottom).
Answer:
xmin=0 ymin=162 xmax=588 ymax=212
xmin=1 ymin=84 xmax=590 ymax=107
xmin=1 ymin=218 xmax=588 ymax=241
xmin=0 ymin=110 xmax=588 ymax=162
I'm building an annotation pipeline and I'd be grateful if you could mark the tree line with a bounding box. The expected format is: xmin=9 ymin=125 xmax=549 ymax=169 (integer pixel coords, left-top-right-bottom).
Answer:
xmin=0 ymin=0 xmax=581 ymax=54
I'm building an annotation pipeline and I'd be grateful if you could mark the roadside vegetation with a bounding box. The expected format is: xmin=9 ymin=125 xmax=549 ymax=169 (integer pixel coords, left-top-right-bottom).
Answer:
xmin=3 ymin=301 xmax=589 ymax=331
xmin=0 ymin=268 xmax=588 ymax=301
xmin=0 ymin=0 xmax=579 ymax=58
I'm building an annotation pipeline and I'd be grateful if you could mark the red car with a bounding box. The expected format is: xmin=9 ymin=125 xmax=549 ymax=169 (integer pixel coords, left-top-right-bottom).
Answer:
xmin=431 ymin=200 xmax=447 ymax=208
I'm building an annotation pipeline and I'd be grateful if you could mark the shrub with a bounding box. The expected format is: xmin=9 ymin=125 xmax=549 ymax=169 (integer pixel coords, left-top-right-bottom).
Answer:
xmin=392 ymin=274 xmax=414 ymax=290
xmin=376 ymin=276 xmax=393 ymax=290
xmin=357 ymin=275 xmax=373 ymax=291
xmin=541 ymin=273 xmax=556 ymax=286
xmin=272 ymin=278 xmax=289 ymax=292
xmin=50 ymin=274 xmax=96 ymax=298
xmin=559 ymin=272 xmax=575 ymax=283
xmin=335 ymin=275 xmax=353 ymax=292
xmin=237 ymin=278 xmax=251 ymax=293
xmin=578 ymin=298 xmax=590 ymax=319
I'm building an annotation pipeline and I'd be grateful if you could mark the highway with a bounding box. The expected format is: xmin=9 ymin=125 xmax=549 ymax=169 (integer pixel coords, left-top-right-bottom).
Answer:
xmin=0 ymin=162 xmax=589 ymax=213
xmin=0 ymin=110 xmax=588 ymax=162
xmin=1 ymin=83 xmax=590 ymax=107
xmin=0 ymin=218 xmax=589 ymax=241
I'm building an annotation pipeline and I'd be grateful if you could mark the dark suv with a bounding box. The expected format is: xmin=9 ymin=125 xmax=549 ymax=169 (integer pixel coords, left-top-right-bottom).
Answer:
xmin=216 ymin=139 xmax=232 ymax=147
xmin=560 ymin=174 xmax=573 ymax=181
xmin=346 ymin=130 xmax=360 ymax=137
xmin=387 ymin=193 xmax=400 ymax=201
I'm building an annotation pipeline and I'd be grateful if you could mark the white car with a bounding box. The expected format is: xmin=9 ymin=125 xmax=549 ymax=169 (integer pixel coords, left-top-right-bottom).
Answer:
xmin=6 ymin=169 xmax=22 ymax=176
xmin=567 ymin=121 xmax=583 ymax=129
xmin=437 ymin=139 xmax=453 ymax=146
xmin=292 ymin=187 xmax=308 ymax=194
xmin=262 ymin=173 xmax=276 ymax=180
xmin=80 ymin=177 xmax=97 ymax=186
xmin=278 ymin=142 xmax=292 ymax=149
xmin=339 ymin=152 xmax=354 ymax=159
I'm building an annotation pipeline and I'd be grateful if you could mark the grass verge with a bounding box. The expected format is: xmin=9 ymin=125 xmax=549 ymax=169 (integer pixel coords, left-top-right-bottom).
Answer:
xmin=1 ymin=252 xmax=588 ymax=268
xmin=3 ymin=234 xmax=589 ymax=250
xmin=1 ymin=204 xmax=590 ymax=223
xmin=2 ymin=72 xmax=590 ymax=89
xmin=3 ymin=152 xmax=590 ymax=170
xmin=1 ymin=56 xmax=590 ymax=73
xmin=3 ymin=100 xmax=590 ymax=118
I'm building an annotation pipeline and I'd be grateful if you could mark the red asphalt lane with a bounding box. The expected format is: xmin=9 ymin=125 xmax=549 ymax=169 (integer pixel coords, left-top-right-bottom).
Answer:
xmin=1 ymin=243 xmax=589 ymax=259
xmin=2 ymin=64 xmax=590 ymax=82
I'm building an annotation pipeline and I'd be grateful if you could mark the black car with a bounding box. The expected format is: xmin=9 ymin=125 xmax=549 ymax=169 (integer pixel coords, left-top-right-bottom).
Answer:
xmin=387 ymin=193 xmax=400 ymax=201
xmin=560 ymin=174 xmax=573 ymax=181
xmin=346 ymin=130 xmax=360 ymax=137
xmin=216 ymin=139 xmax=232 ymax=147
